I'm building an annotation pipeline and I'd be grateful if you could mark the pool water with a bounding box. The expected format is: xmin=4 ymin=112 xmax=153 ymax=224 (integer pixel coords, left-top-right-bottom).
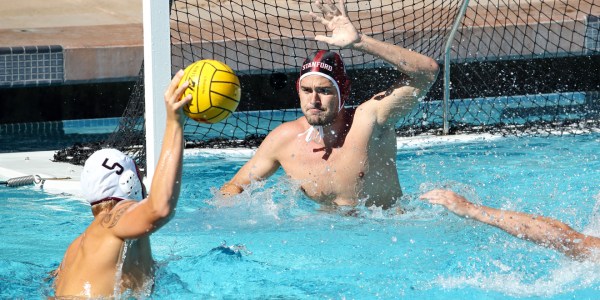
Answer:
xmin=1 ymin=133 xmax=600 ymax=299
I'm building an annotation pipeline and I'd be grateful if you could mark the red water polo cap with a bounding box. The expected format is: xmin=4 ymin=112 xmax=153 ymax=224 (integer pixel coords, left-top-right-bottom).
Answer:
xmin=298 ymin=50 xmax=351 ymax=111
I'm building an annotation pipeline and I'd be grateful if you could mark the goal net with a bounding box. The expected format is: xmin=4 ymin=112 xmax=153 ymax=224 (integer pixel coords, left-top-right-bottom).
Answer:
xmin=55 ymin=0 xmax=600 ymax=170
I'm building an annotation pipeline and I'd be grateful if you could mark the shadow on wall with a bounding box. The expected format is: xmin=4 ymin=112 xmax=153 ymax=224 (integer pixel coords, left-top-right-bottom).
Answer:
xmin=0 ymin=81 xmax=136 ymax=124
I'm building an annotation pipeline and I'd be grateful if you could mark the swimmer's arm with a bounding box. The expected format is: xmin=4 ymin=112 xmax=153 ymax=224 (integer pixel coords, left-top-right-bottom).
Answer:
xmin=107 ymin=70 xmax=191 ymax=239
xmin=421 ymin=189 xmax=600 ymax=259
xmin=470 ymin=204 xmax=600 ymax=259
xmin=221 ymin=135 xmax=281 ymax=196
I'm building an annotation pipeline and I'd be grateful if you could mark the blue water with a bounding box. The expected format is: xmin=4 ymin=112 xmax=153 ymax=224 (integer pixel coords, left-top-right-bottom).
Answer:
xmin=1 ymin=133 xmax=600 ymax=299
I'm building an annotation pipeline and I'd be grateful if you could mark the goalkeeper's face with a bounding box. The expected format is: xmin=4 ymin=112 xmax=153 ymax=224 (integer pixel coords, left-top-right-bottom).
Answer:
xmin=298 ymin=75 xmax=340 ymax=126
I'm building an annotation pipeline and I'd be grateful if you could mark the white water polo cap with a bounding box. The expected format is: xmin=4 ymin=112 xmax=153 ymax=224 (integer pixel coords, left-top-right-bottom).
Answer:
xmin=81 ymin=148 xmax=144 ymax=206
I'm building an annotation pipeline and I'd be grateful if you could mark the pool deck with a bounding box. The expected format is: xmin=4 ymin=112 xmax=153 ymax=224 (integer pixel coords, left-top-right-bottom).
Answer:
xmin=0 ymin=150 xmax=82 ymax=196
xmin=0 ymin=0 xmax=143 ymax=84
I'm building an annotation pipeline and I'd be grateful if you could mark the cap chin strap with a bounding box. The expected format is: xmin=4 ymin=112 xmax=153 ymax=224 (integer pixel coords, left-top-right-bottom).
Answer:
xmin=298 ymin=125 xmax=324 ymax=143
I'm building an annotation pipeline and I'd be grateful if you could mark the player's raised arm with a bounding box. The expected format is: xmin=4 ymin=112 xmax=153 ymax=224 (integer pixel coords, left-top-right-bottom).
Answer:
xmin=309 ymin=0 xmax=439 ymax=125
xmin=108 ymin=70 xmax=192 ymax=238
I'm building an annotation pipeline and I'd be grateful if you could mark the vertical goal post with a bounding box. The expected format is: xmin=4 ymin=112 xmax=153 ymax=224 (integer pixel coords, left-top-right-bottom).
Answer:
xmin=142 ymin=0 xmax=170 ymax=185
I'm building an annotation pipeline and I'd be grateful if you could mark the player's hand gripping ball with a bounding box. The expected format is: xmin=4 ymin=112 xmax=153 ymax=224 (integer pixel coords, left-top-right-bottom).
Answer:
xmin=178 ymin=59 xmax=241 ymax=123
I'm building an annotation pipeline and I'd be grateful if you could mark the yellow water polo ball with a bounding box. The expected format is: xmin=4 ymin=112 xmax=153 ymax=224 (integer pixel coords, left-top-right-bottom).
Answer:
xmin=179 ymin=59 xmax=241 ymax=124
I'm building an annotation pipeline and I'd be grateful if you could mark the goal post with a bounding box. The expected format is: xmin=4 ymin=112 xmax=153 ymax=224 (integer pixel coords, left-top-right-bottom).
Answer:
xmin=142 ymin=0 xmax=170 ymax=184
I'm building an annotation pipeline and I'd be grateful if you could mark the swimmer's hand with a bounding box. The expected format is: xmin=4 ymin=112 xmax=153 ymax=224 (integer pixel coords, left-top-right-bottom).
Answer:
xmin=220 ymin=182 xmax=243 ymax=197
xmin=420 ymin=189 xmax=478 ymax=218
xmin=215 ymin=183 xmax=244 ymax=208
xmin=309 ymin=0 xmax=360 ymax=48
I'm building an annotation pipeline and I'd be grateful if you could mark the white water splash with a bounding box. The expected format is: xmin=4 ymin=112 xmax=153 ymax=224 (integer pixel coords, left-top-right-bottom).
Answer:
xmin=430 ymin=258 xmax=600 ymax=297
xmin=83 ymin=281 xmax=92 ymax=297
xmin=582 ymin=192 xmax=600 ymax=236
xmin=205 ymin=177 xmax=311 ymax=228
